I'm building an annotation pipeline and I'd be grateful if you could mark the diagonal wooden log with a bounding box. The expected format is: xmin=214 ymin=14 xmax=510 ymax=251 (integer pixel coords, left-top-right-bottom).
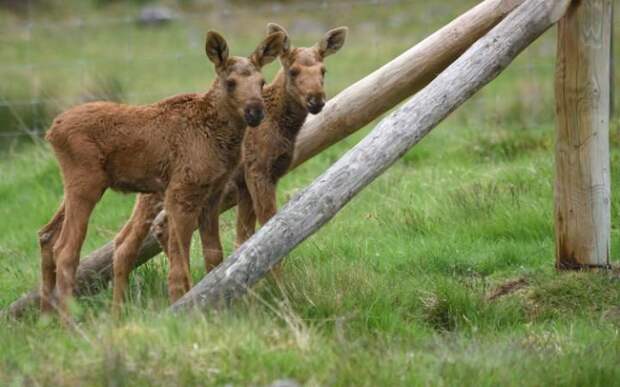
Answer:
xmin=4 ymin=0 xmax=525 ymax=319
xmin=170 ymin=0 xmax=571 ymax=312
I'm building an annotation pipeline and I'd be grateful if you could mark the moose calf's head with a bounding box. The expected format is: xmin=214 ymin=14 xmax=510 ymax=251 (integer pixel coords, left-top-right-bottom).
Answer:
xmin=268 ymin=23 xmax=348 ymax=114
xmin=206 ymin=30 xmax=286 ymax=127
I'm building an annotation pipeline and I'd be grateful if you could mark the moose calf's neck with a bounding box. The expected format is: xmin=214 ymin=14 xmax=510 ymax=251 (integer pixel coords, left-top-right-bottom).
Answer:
xmin=204 ymin=81 xmax=250 ymax=152
xmin=264 ymin=70 xmax=309 ymax=141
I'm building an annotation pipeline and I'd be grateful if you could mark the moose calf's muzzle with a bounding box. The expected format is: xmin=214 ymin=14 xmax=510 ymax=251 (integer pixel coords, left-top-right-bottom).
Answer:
xmin=244 ymin=102 xmax=265 ymax=127
xmin=307 ymin=94 xmax=325 ymax=114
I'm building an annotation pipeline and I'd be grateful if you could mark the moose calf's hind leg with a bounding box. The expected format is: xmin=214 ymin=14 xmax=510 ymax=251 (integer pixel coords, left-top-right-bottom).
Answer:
xmin=39 ymin=202 xmax=65 ymax=313
xmin=111 ymin=222 xmax=151 ymax=314
xmin=153 ymin=214 xmax=170 ymax=258
xmin=53 ymin=192 xmax=100 ymax=320
xmin=112 ymin=193 xmax=162 ymax=314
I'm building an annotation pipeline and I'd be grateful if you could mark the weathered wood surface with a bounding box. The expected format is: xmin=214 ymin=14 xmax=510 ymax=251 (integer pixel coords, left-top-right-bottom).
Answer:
xmin=3 ymin=0 xmax=526 ymax=318
xmin=555 ymin=0 xmax=612 ymax=269
xmin=611 ymin=3 xmax=615 ymax=119
xmin=170 ymin=0 xmax=571 ymax=312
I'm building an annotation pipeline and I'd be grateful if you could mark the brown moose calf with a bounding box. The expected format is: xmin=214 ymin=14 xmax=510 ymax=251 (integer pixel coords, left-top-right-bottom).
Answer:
xmin=38 ymin=30 xmax=286 ymax=318
xmin=234 ymin=23 xmax=348 ymax=247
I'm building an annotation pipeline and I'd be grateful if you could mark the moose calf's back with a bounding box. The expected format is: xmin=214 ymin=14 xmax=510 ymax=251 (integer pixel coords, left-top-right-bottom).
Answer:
xmin=46 ymin=92 xmax=241 ymax=195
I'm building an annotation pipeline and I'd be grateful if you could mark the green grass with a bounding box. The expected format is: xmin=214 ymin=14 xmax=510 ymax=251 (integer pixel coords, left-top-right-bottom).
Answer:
xmin=1 ymin=0 xmax=620 ymax=385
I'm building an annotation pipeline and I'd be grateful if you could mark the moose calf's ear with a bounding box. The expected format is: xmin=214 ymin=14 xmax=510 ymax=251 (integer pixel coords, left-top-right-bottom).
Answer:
xmin=205 ymin=31 xmax=229 ymax=69
xmin=317 ymin=26 xmax=348 ymax=58
xmin=251 ymin=31 xmax=286 ymax=68
xmin=267 ymin=22 xmax=291 ymax=53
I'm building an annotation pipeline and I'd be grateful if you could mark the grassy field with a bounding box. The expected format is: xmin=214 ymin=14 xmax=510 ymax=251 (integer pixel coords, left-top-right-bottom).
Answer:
xmin=1 ymin=0 xmax=620 ymax=385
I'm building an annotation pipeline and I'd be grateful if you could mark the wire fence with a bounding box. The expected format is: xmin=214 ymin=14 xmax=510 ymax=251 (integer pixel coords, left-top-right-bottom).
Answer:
xmin=0 ymin=0 xmax=562 ymax=143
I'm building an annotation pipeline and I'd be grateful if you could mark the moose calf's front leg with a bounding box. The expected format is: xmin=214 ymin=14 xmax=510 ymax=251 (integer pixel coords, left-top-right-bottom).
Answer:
xmin=235 ymin=183 xmax=257 ymax=248
xmin=165 ymin=193 xmax=200 ymax=303
xmin=245 ymin=170 xmax=278 ymax=226
xmin=245 ymin=171 xmax=283 ymax=275
xmin=199 ymin=190 xmax=225 ymax=272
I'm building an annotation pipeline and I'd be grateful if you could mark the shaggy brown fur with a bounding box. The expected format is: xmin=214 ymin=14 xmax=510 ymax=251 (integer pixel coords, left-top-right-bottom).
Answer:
xmin=233 ymin=23 xmax=348 ymax=247
xmin=39 ymin=31 xmax=286 ymax=318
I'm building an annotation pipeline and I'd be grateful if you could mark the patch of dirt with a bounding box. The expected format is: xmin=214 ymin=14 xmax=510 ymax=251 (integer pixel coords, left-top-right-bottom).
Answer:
xmin=487 ymin=277 xmax=529 ymax=301
xmin=602 ymin=307 xmax=620 ymax=324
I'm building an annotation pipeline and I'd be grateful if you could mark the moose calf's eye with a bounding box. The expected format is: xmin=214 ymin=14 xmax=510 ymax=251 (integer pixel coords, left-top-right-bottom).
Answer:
xmin=226 ymin=79 xmax=236 ymax=92
xmin=289 ymin=67 xmax=300 ymax=77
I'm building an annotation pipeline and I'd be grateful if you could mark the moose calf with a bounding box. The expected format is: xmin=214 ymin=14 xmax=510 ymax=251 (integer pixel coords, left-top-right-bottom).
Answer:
xmin=38 ymin=30 xmax=286 ymax=318
xmin=234 ymin=23 xmax=348 ymax=247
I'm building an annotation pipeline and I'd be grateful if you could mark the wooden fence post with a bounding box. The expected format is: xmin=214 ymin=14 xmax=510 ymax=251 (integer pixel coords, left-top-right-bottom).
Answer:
xmin=555 ymin=0 xmax=613 ymax=269
xmin=610 ymin=2 xmax=614 ymax=119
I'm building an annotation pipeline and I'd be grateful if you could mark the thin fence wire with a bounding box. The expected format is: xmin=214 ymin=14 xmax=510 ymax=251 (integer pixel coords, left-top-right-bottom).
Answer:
xmin=0 ymin=0 xmax=555 ymax=141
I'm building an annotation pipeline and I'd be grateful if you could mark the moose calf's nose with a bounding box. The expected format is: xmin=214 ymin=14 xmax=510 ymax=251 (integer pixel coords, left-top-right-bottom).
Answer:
xmin=307 ymin=94 xmax=325 ymax=114
xmin=244 ymin=103 xmax=265 ymax=128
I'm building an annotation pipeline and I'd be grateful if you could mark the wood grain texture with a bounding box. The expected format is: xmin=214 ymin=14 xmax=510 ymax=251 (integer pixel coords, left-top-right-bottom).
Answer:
xmin=170 ymin=0 xmax=571 ymax=312
xmin=555 ymin=0 xmax=612 ymax=269
xmin=610 ymin=2 xmax=615 ymax=119
xmin=3 ymin=0 xmax=527 ymax=318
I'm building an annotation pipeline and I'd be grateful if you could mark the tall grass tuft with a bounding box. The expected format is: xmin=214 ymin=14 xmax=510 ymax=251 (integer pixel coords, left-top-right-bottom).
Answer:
xmin=0 ymin=86 xmax=58 ymax=151
xmin=80 ymin=75 xmax=126 ymax=103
